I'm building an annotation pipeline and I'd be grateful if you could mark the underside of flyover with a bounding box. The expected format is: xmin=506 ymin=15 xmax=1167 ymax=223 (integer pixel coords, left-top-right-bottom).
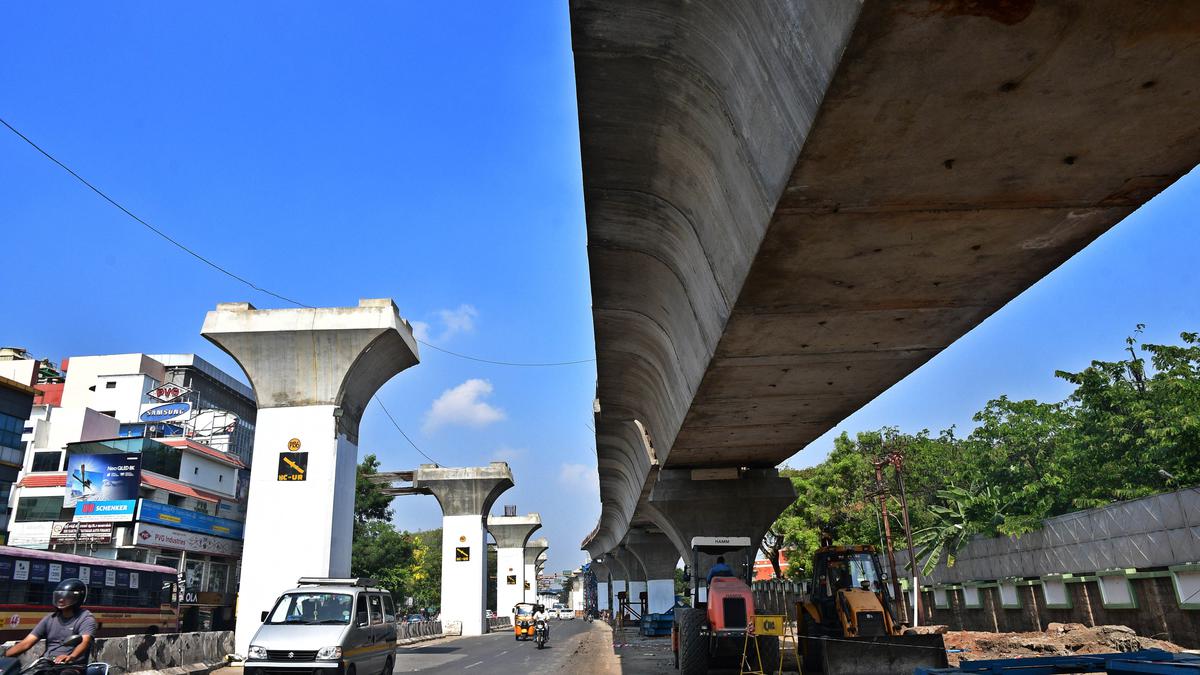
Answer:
xmin=574 ymin=0 xmax=1200 ymax=559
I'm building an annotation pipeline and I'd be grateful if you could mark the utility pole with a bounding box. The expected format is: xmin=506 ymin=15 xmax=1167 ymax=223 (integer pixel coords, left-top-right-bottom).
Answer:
xmin=888 ymin=448 xmax=920 ymax=627
xmin=872 ymin=459 xmax=904 ymax=613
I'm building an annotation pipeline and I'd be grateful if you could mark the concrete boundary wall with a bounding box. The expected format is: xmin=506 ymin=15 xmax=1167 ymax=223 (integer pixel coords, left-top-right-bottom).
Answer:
xmin=917 ymin=574 xmax=1200 ymax=648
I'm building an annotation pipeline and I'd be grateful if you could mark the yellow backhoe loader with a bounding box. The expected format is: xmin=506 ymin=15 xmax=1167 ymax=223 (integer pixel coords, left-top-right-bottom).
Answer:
xmin=797 ymin=541 xmax=948 ymax=675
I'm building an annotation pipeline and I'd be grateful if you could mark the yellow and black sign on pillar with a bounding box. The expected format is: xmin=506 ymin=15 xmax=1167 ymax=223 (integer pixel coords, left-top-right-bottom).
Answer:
xmin=455 ymin=546 xmax=470 ymax=562
xmin=524 ymin=580 xmax=531 ymax=590
xmin=506 ymin=574 xmax=517 ymax=585
xmin=278 ymin=452 xmax=308 ymax=481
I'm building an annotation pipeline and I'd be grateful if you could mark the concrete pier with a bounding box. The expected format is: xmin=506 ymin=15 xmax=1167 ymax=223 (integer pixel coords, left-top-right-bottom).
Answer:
xmin=523 ymin=538 xmax=548 ymax=603
xmin=201 ymin=299 xmax=419 ymax=655
xmin=625 ymin=530 xmax=680 ymax=613
xmin=590 ymin=560 xmax=612 ymax=613
xmin=487 ymin=513 xmax=541 ymax=619
xmin=413 ymin=463 xmax=513 ymax=636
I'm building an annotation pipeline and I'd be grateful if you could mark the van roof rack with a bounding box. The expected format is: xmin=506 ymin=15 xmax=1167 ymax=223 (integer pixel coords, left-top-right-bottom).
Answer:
xmin=296 ymin=577 xmax=380 ymax=587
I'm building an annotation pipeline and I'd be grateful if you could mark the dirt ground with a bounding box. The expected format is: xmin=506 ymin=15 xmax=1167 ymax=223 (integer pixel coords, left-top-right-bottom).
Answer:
xmin=939 ymin=623 xmax=1185 ymax=666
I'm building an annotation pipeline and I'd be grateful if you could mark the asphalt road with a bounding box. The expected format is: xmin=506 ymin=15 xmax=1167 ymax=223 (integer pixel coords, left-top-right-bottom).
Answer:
xmin=393 ymin=618 xmax=596 ymax=674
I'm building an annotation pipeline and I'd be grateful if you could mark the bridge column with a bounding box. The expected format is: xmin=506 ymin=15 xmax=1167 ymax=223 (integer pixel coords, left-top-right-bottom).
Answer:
xmin=645 ymin=468 xmax=796 ymax=582
xmin=201 ymin=299 xmax=420 ymax=655
xmin=605 ymin=552 xmax=629 ymax=617
xmin=523 ymin=538 xmax=548 ymax=602
xmin=590 ymin=560 xmax=612 ymax=613
xmin=414 ymin=463 xmax=514 ymax=636
xmin=487 ymin=513 xmax=541 ymax=621
xmin=625 ymin=530 xmax=680 ymax=613
xmin=611 ymin=547 xmax=646 ymax=616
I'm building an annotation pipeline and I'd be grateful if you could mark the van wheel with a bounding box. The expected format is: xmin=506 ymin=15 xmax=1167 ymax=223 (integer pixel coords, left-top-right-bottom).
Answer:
xmin=381 ymin=656 xmax=393 ymax=675
xmin=346 ymin=665 xmax=356 ymax=675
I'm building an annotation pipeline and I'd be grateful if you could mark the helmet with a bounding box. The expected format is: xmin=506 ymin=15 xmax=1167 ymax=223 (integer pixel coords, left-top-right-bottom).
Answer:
xmin=53 ymin=578 xmax=87 ymax=610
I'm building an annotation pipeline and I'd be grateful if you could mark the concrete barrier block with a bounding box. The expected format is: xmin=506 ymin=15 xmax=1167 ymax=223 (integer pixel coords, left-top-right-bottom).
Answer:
xmin=95 ymin=637 xmax=131 ymax=674
xmin=179 ymin=632 xmax=206 ymax=666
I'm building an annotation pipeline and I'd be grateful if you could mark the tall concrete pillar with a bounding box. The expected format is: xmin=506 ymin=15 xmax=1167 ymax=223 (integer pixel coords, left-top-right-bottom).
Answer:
xmin=611 ymin=547 xmax=646 ymax=615
xmin=605 ymin=551 xmax=629 ymax=616
xmin=523 ymin=538 xmax=548 ymax=602
xmin=202 ymin=299 xmax=419 ymax=655
xmin=487 ymin=513 xmax=541 ymax=620
xmin=414 ymin=463 xmax=513 ymax=636
xmin=590 ymin=560 xmax=612 ymax=613
xmin=625 ymin=530 xmax=680 ymax=613
xmin=644 ymin=469 xmax=795 ymax=589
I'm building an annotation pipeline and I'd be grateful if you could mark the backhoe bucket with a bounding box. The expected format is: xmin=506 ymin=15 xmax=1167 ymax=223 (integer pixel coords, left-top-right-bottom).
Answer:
xmin=820 ymin=634 xmax=948 ymax=675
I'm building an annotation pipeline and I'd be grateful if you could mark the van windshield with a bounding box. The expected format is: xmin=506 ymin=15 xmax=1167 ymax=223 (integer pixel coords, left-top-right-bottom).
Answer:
xmin=266 ymin=592 xmax=353 ymax=625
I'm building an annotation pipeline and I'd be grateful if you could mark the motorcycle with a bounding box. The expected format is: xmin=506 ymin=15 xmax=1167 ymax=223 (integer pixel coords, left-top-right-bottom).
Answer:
xmin=534 ymin=619 xmax=548 ymax=650
xmin=0 ymin=635 xmax=109 ymax=675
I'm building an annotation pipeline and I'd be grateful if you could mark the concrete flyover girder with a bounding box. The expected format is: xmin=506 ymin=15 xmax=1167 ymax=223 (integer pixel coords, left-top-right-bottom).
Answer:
xmin=575 ymin=0 xmax=1200 ymax=559
xmin=487 ymin=513 xmax=541 ymax=620
xmin=201 ymin=299 xmax=419 ymax=655
xmin=413 ymin=462 xmax=513 ymax=636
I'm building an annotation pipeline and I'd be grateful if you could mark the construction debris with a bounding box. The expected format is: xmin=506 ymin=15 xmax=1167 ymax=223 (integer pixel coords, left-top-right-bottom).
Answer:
xmin=941 ymin=624 xmax=1184 ymax=666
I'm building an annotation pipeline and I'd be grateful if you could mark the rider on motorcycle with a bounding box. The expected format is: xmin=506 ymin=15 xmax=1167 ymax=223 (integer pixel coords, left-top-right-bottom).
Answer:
xmin=532 ymin=604 xmax=549 ymax=641
xmin=4 ymin=579 xmax=96 ymax=673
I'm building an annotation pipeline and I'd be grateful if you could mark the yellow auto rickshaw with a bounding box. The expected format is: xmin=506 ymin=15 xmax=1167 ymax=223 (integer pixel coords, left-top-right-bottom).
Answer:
xmin=513 ymin=602 xmax=537 ymax=640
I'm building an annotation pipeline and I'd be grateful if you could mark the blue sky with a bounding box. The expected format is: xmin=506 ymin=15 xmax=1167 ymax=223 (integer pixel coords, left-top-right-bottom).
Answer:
xmin=2 ymin=3 xmax=1198 ymax=575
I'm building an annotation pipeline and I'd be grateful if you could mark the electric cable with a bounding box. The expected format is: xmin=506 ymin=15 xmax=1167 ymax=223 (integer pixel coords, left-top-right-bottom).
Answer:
xmin=0 ymin=116 xmax=596 ymax=369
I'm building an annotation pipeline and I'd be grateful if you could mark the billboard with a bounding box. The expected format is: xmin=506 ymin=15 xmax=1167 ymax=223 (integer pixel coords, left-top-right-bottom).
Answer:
xmin=65 ymin=453 xmax=141 ymax=507
xmin=73 ymin=500 xmax=137 ymax=522
xmin=137 ymin=500 xmax=244 ymax=540
xmin=50 ymin=522 xmax=114 ymax=545
xmin=134 ymin=523 xmax=242 ymax=557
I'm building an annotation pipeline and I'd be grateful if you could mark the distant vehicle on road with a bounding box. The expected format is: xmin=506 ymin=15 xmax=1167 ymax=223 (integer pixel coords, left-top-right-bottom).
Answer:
xmin=553 ymin=604 xmax=573 ymax=620
xmin=405 ymin=614 xmax=423 ymax=624
xmin=0 ymin=545 xmax=179 ymax=642
xmin=246 ymin=578 xmax=398 ymax=675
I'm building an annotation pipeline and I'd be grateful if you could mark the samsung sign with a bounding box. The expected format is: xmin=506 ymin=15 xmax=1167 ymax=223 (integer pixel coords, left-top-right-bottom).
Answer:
xmin=140 ymin=402 xmax=192 ymax=422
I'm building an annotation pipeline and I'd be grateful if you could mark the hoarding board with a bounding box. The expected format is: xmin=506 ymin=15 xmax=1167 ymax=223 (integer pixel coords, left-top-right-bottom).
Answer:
xmin=73 ymin=500 xmax=137 ymax=522
xmin=134 ymin=523 xmax=242 ymax=557
xmin=50 ymin=521 xmax=115 ymax=545
xmin=64 ymin=453 xmax=141 ymax=507
xmin=137 ymin=500 xmax=244 ymax=540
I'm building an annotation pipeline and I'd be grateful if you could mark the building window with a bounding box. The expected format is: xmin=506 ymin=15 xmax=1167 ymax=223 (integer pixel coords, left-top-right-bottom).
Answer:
xmin=15 ymin=496 xmax=65 ymax=522
xmin=167 ymin=494 xmax=186 ymax=508
xmin=0 ymin=412 xmax=23 ymax=451
xmin=105 ymin=382 xmax=117 ymax=389
xmin=31 ymin=451 xmax=62 ymax=472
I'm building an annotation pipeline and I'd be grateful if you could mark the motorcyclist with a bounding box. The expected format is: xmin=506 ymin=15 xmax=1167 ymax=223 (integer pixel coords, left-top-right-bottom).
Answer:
xmin=4 ymin=579 xmax=96 ymax=674
xmin=532 ymin=604 xmax=549 ymax=641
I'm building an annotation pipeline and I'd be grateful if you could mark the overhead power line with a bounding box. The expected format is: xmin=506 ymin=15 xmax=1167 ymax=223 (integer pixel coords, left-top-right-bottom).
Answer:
xmin=0 ymin=116 xmax=596 ymax=369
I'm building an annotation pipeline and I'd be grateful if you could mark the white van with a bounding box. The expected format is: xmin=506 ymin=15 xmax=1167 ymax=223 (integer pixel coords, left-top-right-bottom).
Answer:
xmin=245 ymin=578 xmax=398 ymax=675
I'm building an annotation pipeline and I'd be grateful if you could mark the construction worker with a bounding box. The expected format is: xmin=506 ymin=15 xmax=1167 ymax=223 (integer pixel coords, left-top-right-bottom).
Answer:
xmin=707 ymin=556 xmax=734 ymax=583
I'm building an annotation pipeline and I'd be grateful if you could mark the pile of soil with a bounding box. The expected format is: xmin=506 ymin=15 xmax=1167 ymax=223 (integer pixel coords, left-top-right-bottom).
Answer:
xmin=939 ymin=623 xmax=1183 ymax=666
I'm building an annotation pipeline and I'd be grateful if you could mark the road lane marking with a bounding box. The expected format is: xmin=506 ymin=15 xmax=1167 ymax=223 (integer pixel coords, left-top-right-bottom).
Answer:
xmin=464 ymin=661 xmax=484 ymax=669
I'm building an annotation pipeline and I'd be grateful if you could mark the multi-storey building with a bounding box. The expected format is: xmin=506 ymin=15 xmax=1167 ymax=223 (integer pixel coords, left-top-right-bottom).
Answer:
xmin=3 ymin=350 xmax=256 ymax=631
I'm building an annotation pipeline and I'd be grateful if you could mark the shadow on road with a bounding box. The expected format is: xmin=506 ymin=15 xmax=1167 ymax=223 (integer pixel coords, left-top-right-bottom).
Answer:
xmin=403 ymin=646 xmax=460 ymax=654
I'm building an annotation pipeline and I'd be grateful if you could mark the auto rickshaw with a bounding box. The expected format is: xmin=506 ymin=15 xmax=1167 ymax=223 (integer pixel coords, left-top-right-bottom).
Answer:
xmin=513 ymin=603 xmax=537 ymax=641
